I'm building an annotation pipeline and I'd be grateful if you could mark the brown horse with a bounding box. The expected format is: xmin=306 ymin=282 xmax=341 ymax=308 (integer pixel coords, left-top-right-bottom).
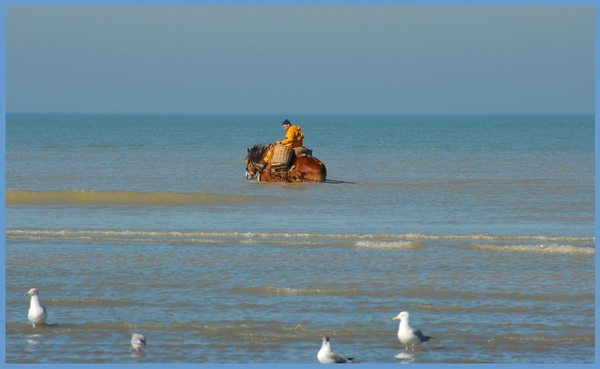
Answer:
xmin=245 ymin=144 xmax=327 ymax=183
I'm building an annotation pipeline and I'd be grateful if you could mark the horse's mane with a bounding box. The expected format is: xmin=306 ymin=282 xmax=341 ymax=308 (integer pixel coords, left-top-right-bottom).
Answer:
xmin=247 ymin=143 xmax=270 ymax=163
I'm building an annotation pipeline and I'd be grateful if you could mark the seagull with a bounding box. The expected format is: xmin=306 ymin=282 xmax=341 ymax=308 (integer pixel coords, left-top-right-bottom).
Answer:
xmin=25 ymin=288 xmax=47 ymax=328
xmin=130 ymin=333 xmax=147 ymax=353
xmin=392 ymin=311 xmax=432 ymax=349
xmin=317 ymin=336 xmax=355 ymax=364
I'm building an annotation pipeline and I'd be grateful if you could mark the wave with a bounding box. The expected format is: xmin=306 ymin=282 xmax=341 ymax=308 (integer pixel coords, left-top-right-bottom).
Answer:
xmin=5 ymin=320 xmax=375 ymax=341
xmin=472 ymin=243 xmax=595 ymax=255
xmin=6 ymin=228 xmax=594 ymax=256
xmin=42 ymin=298 xmax=138 ymax=308
xmin=402 ymin=288 xmax=595 ymax=303
xmin=6 ymin=228 xmax=593 ymax=243
xmin=231 ymin=285 xmax=594 ymax=304
xmin=399 ymin=233 xmax=593 ymax=242
xmin=240 ymin=285 xmax=361 ymax=296
xmin=5 ymin=189 xmax=277 ymax=207
xmin=354 ymin=240 xmax=424 ymax=249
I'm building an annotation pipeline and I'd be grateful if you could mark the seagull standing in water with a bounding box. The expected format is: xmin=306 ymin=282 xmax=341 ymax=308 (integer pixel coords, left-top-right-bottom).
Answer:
xmin=317 ymin=336 xmax=355 ymax=363
xmin=25 ymin=288 xmax=47 ymax=328
xmin=130 ymin=333 xmax=147 ymax=353
xmin=392 ymin=311 xmax=432 ymax=349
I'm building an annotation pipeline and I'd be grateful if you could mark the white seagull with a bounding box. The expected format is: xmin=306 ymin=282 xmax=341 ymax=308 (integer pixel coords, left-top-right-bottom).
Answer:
xmin=317 ymin=336 xmax=355 ymax=364
xmin=130 ymin=333 xmax=147 ymax=353
xmin=392 ymin=311 xmax=432 ymax=349
xmin=25 ymin=288 xmax=47 ymax=328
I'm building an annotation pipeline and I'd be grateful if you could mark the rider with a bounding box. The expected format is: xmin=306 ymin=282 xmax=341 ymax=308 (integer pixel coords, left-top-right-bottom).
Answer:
xmin=257 ymin=119 xmax=304 ymax=170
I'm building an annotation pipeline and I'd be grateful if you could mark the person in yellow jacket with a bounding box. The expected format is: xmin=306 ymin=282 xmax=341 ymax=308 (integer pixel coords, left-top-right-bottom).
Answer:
xmin=258 ymin=119 xmax=304 ymax=170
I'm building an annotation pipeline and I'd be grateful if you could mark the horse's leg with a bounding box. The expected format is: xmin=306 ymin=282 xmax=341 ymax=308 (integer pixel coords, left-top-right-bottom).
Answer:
xmin=261 ymin=171 xmax=290 ymax=183
xmin=279 ymin=171 xmax=299 ymax=183
xmin=261 ymin=171 xmax=274 ymax=182
xmin=286 ymin=169 xmax=302 ymax=183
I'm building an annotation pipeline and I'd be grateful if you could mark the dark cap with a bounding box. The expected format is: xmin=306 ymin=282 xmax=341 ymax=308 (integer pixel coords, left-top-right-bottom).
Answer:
xmin=282 ymin=119 xmax=291 ymax=126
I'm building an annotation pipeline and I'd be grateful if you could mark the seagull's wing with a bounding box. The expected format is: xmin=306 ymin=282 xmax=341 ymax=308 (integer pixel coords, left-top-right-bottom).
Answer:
xmin=413 ymin=328 xmax=431 ymax=342
xmin=131 ymin=334 xmax=146 ymax=347
xmin=332 ymin=353 xmax=350 ymax=363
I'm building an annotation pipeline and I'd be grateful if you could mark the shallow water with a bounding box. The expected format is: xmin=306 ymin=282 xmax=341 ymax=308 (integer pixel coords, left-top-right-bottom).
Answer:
xmin=5 ymin=114 xmax=595 ymax=363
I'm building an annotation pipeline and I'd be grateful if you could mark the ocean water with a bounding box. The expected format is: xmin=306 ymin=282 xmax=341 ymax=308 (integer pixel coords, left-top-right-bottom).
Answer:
xmin=4 ymin=114 xmax=595 ymax=364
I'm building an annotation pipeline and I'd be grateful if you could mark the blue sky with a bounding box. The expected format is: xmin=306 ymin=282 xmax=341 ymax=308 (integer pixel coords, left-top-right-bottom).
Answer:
xmin=3 ymin=5 xmax=596 ymax=115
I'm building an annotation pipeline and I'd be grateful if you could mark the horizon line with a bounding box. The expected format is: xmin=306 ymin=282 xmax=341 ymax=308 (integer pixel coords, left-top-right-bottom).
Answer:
xmin=4 ymin=112 xmax=595 ymax=116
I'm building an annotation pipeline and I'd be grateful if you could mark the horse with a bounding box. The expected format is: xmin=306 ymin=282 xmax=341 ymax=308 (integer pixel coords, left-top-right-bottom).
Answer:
xmin=245 ymin=143 xmax=327 ymax=183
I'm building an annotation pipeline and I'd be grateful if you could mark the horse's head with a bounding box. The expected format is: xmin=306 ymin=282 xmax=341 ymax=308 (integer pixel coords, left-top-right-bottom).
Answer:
xmin=244 ymin=144 xmax=268 ymax=180
xmin=245 ymin=150 xmax=258 ymax=180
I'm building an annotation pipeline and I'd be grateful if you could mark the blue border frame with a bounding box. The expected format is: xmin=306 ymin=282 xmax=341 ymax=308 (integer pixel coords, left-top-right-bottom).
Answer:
xmin=1 ymin=1 xmax=597 ymax=368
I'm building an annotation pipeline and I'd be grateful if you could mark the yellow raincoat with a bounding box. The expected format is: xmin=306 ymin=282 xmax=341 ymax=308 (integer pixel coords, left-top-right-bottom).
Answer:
xmin=280 ymin=125 xmax=304 ymax=148
xmin=263 ymin=125 xmax=304 ymax=164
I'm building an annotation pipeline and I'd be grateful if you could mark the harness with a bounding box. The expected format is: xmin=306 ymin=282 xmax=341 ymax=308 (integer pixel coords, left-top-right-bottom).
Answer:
xmin=245 ymin=143 xmax=299 ymax=182
xmin=245 ymin=144 xmax=271 ymax=180
xmin=245 ymin=161 xmax=260 ymax=180
xmin=246 ymin=161 xmax=294 ymax=181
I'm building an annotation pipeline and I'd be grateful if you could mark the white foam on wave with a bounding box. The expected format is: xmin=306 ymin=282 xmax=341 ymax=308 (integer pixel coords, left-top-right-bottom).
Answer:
xmin=473 ymin=243 xmax=594 ymax=255
xmin=246 ymin=285 xmax=359 ymax=296
xmin=6 ymin=228 xmax=594 ymax=243
xmin=355 ymin=240 xmax=422 ymax=249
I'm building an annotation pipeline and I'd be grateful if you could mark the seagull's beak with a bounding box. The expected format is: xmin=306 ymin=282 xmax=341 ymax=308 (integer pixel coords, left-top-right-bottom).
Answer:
xmin=393 ymin=316 xmax=400 ymax=321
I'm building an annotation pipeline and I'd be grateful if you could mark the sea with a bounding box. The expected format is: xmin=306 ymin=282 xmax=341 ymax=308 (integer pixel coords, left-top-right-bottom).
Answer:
xmin=3 ymin=114 xmax=595 ymax=365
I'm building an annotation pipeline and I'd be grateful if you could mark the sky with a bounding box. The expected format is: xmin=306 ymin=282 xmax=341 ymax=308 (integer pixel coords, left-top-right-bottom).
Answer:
xmin=4 ymin=4 xmax=596 ymax=115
